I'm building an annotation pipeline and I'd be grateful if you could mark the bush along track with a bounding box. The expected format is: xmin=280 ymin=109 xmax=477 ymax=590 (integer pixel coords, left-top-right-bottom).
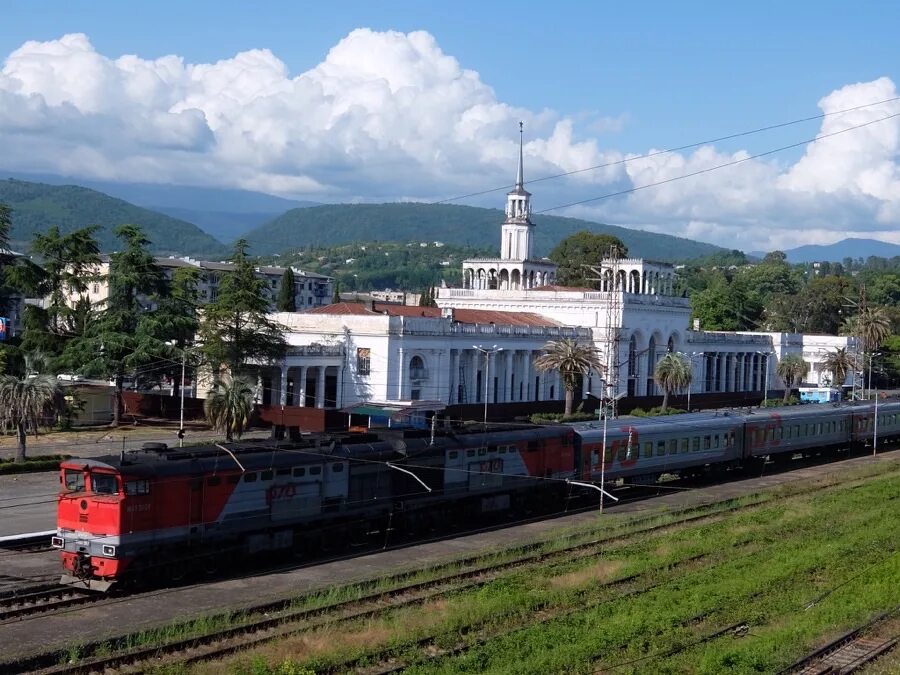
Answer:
xmin=7 ymin=458 xmax=898 ymax=675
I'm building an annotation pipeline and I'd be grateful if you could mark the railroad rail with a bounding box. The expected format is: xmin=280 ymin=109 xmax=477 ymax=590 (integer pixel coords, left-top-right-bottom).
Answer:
xmin=2 ymin=454 xmax=896 ymax=674
xmin=780 ymin=606 xmax=900 ymax=674
xmin=9 ymin=473 xmax=860 ymax=675
xmin=0 ymin=584 xmax=97 ymax=622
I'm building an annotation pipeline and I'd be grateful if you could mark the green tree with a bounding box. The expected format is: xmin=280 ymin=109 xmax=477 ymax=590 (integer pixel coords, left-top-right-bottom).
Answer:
xmin=204 ymin=375 xmax=254 ymax=441
xmin=64 ymin=225 xmax=166 ymax=426
xmin=276 ymin=268 xmax=296 ymax=312
xmin=0 ymin=374 xmax=61 ymax=462
xmin=533 ymin=339 xmax=603 ymax=416
xmin=139 ymin=266 xmax=201 ymax=396
xmin=857 ymin=306 xmax=892 ymax=394
xmin=690 ymin=275 xmax=753 ymax=331
xmin=548 ymin=231 xmax=627 ymax=288
xmin=776 ymin=353 xmax=809 ymax=403
xmin=198 ymin=239 xmax=286 ymax=376
xmin=654 ymin=352 xmax=692 ymax=412
xmin=331 ymin=279 xmax=341 ymax=304
xmin=820 ymin=347 xmax=855 ymax=391
xmin=6 ymin=226 xmax=102 ymax=366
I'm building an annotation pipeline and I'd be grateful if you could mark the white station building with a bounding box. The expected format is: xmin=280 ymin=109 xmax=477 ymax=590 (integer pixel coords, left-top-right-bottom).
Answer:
xmin=267 ymin=128 xmax=856 ymax=413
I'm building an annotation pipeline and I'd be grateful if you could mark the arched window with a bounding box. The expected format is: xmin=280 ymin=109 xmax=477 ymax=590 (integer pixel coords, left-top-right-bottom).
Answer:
xmin=667 ymin=336 xmax=675 ymax=353
xmin=409 ymin=355 xmax=427 ymax=381
xmin=646 ymin=336 xmax=657 ymax=395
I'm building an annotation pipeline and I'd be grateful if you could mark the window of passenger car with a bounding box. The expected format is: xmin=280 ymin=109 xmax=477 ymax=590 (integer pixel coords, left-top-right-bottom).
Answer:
xmin=309 ymin=466 xmax=322 ymax=476
xmin=692 ymin=437 xmax=700 ymax=452
xmin=244 ymin=472 xmax=258 ymax=483
xmin=643 ymin=441 xmax=653 ymax=458
xmin=293 ymin=467 xmax=306 ymax=477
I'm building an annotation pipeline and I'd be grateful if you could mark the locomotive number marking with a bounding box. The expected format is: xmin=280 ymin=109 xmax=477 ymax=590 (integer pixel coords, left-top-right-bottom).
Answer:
xmin=126 ymin=503 xmax=151 ymax=513
xmin=266 ymin=484 xmax=298 ymax=505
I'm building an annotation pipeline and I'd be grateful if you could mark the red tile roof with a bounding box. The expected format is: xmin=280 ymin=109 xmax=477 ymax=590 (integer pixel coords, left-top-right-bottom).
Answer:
xmin=303 ymin=302 xmax=559 ymax=327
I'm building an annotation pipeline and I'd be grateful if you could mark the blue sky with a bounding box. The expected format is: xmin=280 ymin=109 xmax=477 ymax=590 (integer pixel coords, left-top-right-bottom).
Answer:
xmin=4 ymin=0 xmax=896 ymax=152
xmin=1 ymin=1 xmax=899 ymax=250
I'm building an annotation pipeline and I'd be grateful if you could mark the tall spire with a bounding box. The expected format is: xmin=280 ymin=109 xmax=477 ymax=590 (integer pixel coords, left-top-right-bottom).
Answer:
xmin=515 ymin=121 xmax=524 ymax=189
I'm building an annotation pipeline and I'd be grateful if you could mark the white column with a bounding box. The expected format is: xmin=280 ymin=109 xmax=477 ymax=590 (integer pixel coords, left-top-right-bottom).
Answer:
xmin=297 ymin=366 xmax=307 ymax=406
xmin=522 ymin=350 xmax=532 ymax=401
xmin=279 ymin=367 xmax=288 ymax=406
xmin=504 ymin=351 xmax=513 ymax=401
xmin=397 ymin=347 xmax=405 ymax=400
xmin=316 ymin=366 xmax=326 ymax=408
xmin=335 ymin=366 xmax=343 ymax=408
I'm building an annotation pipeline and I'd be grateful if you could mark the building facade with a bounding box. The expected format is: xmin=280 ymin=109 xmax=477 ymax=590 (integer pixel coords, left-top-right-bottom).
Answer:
xmin=74 ymin=256 xmax=332 ymax=312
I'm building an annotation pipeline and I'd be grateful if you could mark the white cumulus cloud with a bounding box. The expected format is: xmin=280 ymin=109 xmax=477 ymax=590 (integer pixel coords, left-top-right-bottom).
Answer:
xmin=1 ymin=29 xmax=899 ymax=252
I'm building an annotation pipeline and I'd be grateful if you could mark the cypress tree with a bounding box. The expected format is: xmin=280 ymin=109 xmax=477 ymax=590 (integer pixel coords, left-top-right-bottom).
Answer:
xmin=276 ymin=268 xmax=296 ymax=312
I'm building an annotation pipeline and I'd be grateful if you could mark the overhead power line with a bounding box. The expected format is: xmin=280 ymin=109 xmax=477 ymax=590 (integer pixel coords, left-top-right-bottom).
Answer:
xmin=537 ymin=109 xmax=900 ymax=214
xmin=434 ymin=95 xmax=900 ymax=206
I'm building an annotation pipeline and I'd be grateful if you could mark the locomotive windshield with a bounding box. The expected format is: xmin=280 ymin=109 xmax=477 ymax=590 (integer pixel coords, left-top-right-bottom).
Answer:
xmin=90 ymin=473 xmax=119 ymax=495
xmin=63 ymin=469 xmax=85 ymax=492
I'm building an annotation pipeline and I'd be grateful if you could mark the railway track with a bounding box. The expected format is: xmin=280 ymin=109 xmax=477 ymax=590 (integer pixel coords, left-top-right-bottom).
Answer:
xmin=9 ymin=468 xmax=868 ymax=675
xmin=781 ymin=607 xmax=900 ymax=675
xmin=0 ymin=583 xmax=97 ymax=622
xmin=7 ymin=492 xmax=771 ymax=674
xmin=2 ymin=455 xmax=895 ymax=674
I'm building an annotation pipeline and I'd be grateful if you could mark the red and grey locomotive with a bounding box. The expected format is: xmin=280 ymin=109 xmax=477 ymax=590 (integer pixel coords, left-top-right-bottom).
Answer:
xmin=54 ymin=400 xmax=900 ymax=590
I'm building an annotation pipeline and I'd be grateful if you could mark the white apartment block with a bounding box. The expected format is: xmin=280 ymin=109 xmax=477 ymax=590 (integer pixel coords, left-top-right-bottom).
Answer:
xmin=77 ymin=256 xmax=333 ymax=311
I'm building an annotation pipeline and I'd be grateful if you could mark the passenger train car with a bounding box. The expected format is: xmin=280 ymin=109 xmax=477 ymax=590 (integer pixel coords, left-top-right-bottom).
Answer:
xmin=54 ymin=401 xmax=900 ymax=590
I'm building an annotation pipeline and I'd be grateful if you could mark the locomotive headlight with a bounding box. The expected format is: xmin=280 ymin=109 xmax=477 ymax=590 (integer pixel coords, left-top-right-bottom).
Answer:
xmin=101 ymin=544 xmax=116 ymax=557
xmin=51 ymin=536 xmax=64 ymax=548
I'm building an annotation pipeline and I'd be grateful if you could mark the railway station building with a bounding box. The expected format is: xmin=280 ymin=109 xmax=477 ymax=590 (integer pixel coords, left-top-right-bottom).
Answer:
xmin=262 ymin=129 xmax=856 ymax=424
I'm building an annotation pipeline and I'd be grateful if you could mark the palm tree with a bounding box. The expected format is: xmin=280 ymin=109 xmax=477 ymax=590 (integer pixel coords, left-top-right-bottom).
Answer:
xmin=204 ymin=375 xmax=254 ymax=441
xmin=654 ymin=352 xmax=693 ymax=413
xmin=0 ymin=375 xmax=62 ymax=463
xmin=533 ymin=339 xmax=603 ymax=416
xmin=820 ymin=347 xmax=855 ymax=393
xmin=776 ymin=354 xmax=809 ymax=403
xmin=857 ymin=307 xmax=891 ymax=395
xmin=857 ymin=307 xmax=891 ymax=352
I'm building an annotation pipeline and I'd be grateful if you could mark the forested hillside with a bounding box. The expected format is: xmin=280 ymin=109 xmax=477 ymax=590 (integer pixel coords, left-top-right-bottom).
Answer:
xmin=244 ymin=202 xmax=727 ymax=261
xmin=0 ymin=179 xmax=227 ymax=256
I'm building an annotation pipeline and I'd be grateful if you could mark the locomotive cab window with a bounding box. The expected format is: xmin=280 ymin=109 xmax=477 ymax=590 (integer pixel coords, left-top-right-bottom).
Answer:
xmin=64 ymin=469 xmax=85 ymax=492
xmin=293 ymin=467 xmax=306 ymax=477
xmin=244 ymin=472 xmax=257 ymax=483
xmin=91 ymin=473 xmax=119 ymax=495
xmin=261 ymin=470 xmax=274 ymax=481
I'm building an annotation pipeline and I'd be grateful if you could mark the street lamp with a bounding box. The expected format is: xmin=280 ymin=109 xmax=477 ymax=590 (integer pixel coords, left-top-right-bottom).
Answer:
xmin=473 ymin=345 xmax=502 ymax=427
xmin=867 ymin=352 xmax=882 ymax=400
xmin=684 ymin=351 xmax=704 ymax=412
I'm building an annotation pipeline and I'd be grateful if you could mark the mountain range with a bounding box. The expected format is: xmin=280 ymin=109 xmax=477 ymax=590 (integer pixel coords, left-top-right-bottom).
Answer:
xmin=0 ymin=179 xmax=227 ymax=257
xmin=0 ymin=171 xmax=319 ymax=242
xmin=6 ymin=174 xmax=895 ymax=265
xmin=762 ymin=238 xmax=900 ymax=263
xmin=242 ymin=202 xmax=727 ymax=261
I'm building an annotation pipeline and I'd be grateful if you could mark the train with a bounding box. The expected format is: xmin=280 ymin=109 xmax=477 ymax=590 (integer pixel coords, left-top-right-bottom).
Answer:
xmin=54 ymin=400 xmax=900 ymax=590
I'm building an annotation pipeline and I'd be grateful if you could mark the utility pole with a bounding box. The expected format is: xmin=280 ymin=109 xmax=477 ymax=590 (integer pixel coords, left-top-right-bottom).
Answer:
xmin=473 ymin=345 xmax=502 ymax=427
